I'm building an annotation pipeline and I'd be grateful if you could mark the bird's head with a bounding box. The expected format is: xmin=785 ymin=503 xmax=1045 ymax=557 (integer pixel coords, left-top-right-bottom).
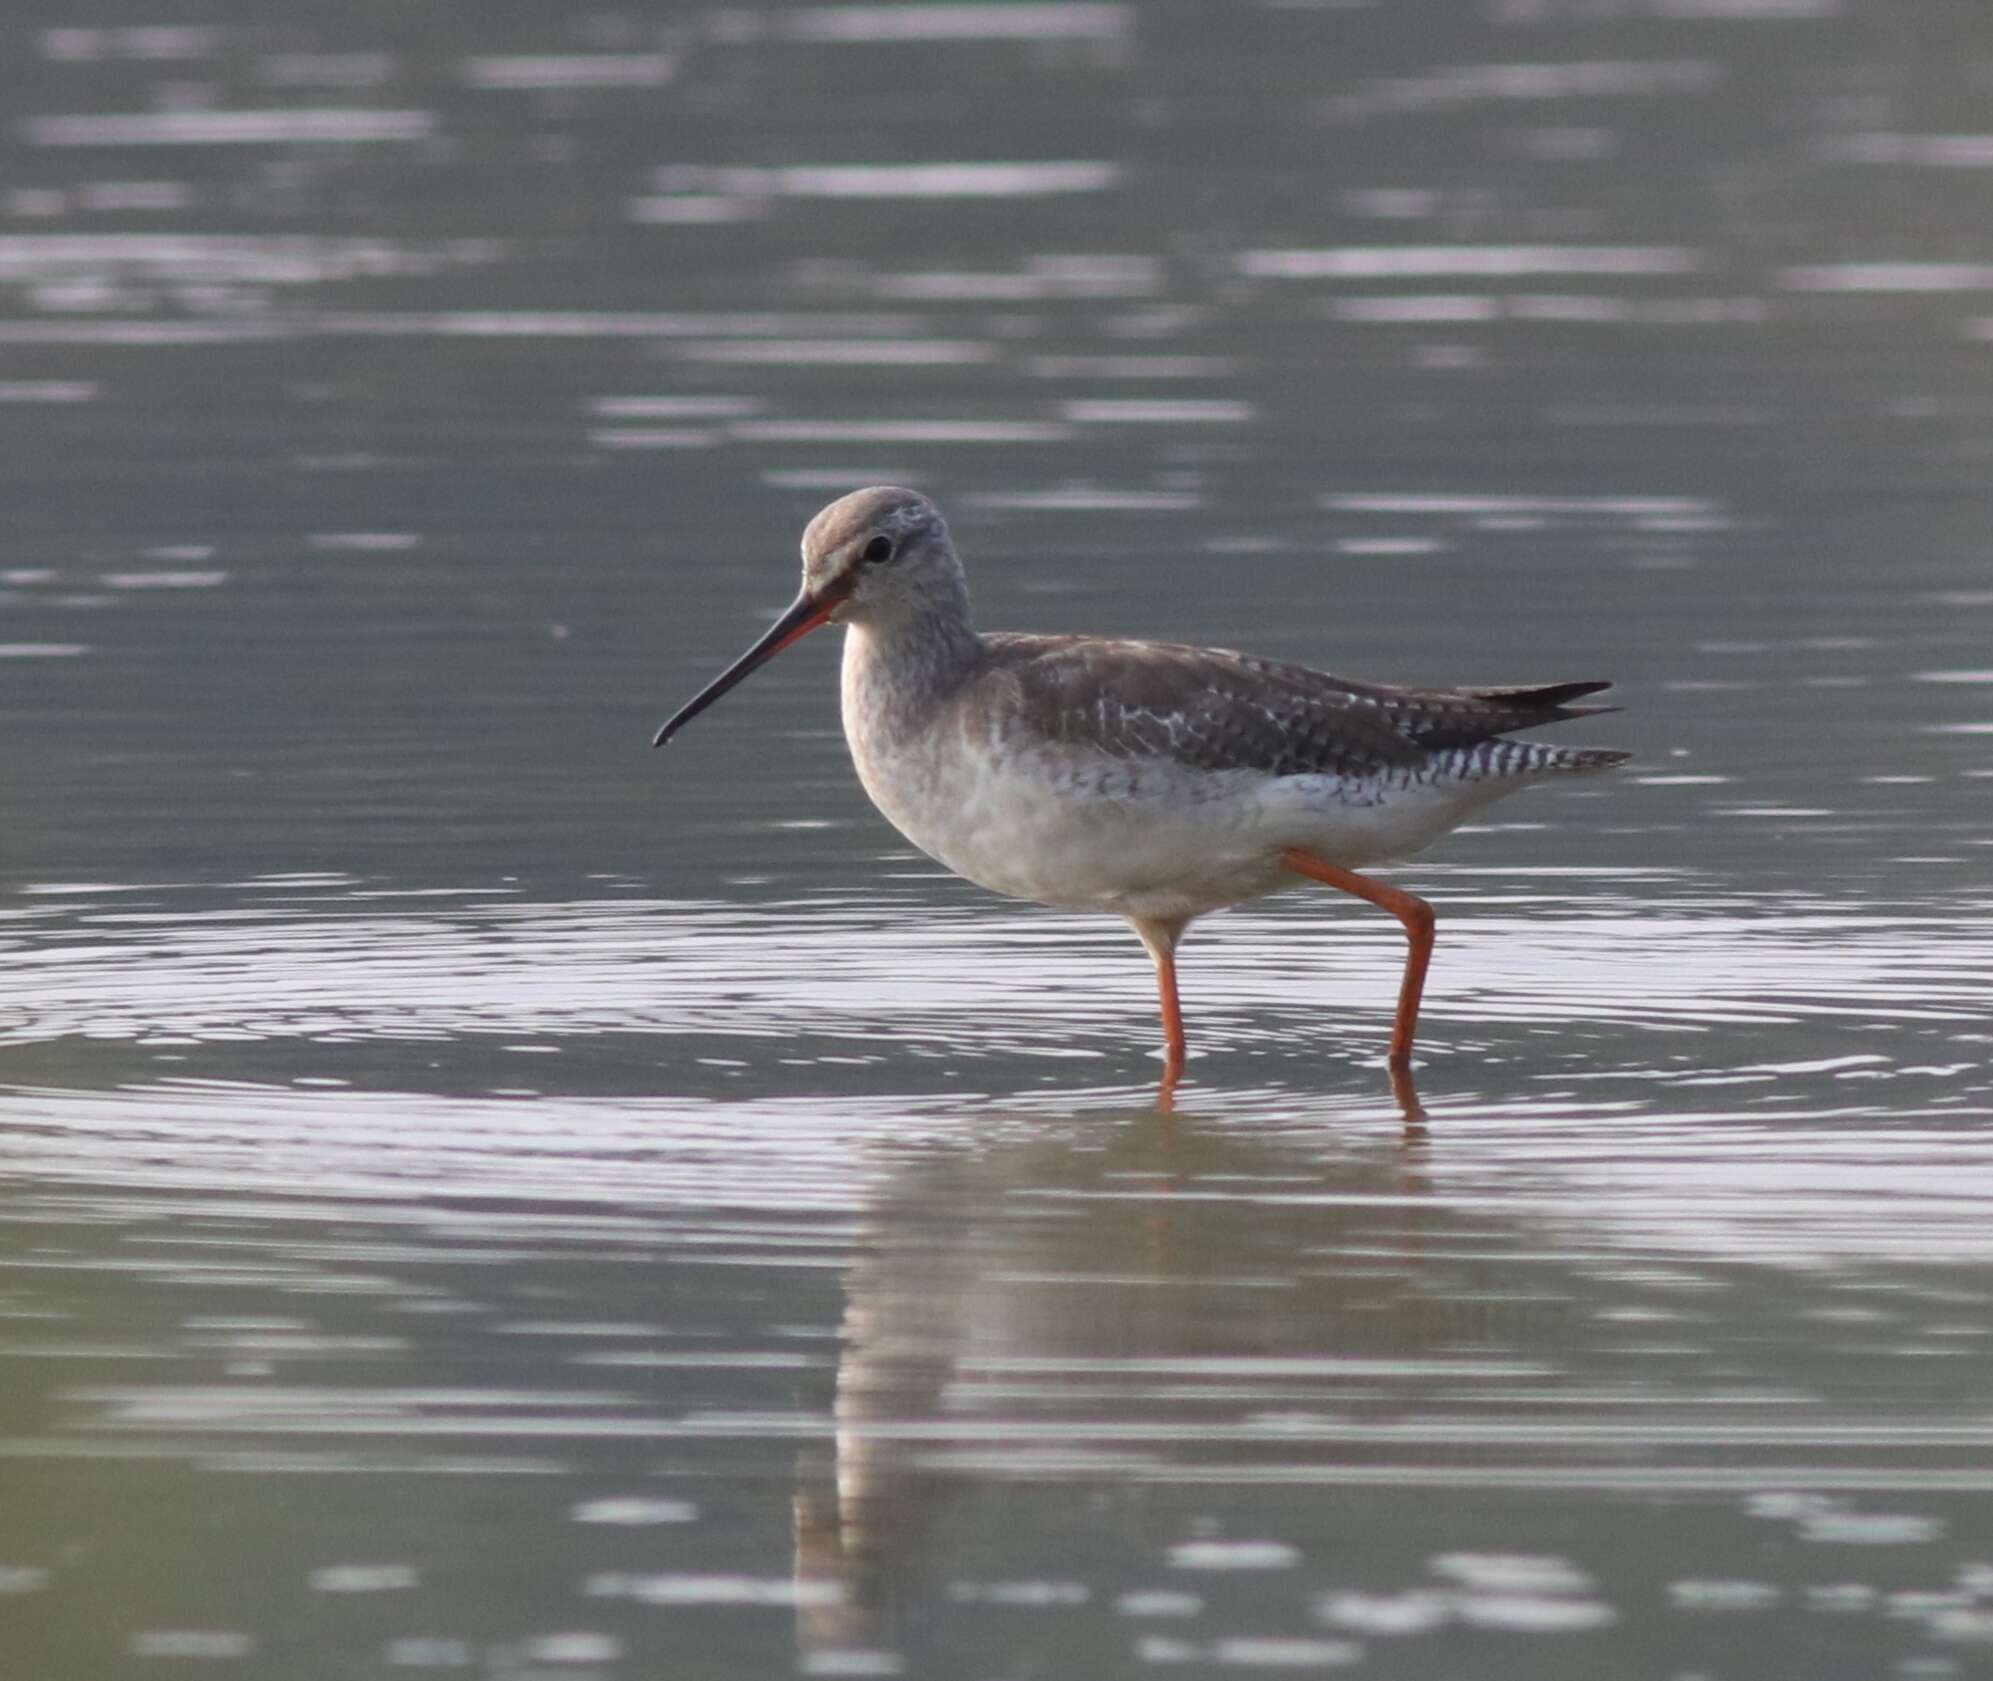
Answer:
xmin=653 ymin=485 xmax=962 ymax=747
xmin=798 ymin=485 xmax=957 ymax=624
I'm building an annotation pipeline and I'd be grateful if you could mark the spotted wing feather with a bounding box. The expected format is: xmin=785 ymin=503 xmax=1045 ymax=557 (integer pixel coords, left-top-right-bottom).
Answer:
xmin=977 ymin=636 xmax=1615 ymax=778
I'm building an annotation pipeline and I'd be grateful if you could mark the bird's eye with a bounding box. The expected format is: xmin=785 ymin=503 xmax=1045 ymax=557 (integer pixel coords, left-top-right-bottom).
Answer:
xmin=862 ymin=535 xmax=893 ymax=564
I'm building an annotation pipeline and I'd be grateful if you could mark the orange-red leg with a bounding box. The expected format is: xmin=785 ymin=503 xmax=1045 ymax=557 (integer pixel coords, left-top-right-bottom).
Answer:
xmin=1280 ymin=848 xmax=1436 ymax=1070
xmin=1388 ymin=1061 xmax=1427 ymax=1129
xmin=1150 ymin=943 xmax=1187 ymax=1075
xmin=1154 ymin=949 xmax=1185 ymax=1115
xmin=1130 ymin=917 xmax=1188 ymax=1102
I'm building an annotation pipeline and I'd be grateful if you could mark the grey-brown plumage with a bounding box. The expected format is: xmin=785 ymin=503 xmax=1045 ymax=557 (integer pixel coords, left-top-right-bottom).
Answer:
xmin=957 ymin=635 xmax=1628 ymax=783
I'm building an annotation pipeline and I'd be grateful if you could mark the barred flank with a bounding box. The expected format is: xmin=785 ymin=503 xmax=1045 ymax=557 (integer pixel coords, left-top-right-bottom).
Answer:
xmin=1526 ymin=746 xmax=1631 ymax=776
xmin=1431 ymin=742 xmax=1630 ymax=782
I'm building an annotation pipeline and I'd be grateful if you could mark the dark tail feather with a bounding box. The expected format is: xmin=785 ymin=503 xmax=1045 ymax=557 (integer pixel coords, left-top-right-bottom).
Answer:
xmin=1463 ymin=679 xmax=1619 ymax=721
xmin=1394 ymin=679 xmax=1624 ymax=750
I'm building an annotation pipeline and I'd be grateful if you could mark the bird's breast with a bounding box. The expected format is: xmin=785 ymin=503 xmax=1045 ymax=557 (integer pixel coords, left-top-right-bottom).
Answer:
xmin=842 ymin=676 xmax=1285 ymax=917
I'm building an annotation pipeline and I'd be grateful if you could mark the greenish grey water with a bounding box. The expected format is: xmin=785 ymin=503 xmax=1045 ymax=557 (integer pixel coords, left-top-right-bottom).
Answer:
xmin=3 ymin=4 xmax=1993 ymax=1677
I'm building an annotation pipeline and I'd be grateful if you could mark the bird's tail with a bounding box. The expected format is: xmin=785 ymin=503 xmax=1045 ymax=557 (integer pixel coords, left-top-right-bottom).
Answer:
xmin=1462 ymin=679 xmax=1619 ymax=723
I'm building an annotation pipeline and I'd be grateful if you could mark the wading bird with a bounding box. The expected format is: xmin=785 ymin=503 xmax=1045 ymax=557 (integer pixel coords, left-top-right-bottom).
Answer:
xmin=657 ymin=487 xmax=1625 ymax=1093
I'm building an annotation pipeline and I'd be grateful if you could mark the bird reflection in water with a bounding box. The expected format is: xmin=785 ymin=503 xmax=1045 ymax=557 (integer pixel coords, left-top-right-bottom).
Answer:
xmin=1155 ymin=1048 xmax=1425 ymax=1127
xmin=787 ymin=1087 xmax=1468 ymax=1668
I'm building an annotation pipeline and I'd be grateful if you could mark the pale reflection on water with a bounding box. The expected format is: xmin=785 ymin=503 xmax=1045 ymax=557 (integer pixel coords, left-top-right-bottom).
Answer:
xmin=6 ymin=872 xmax=1993 ymax=1675
xmin=8 ymin=1069 xmax=1993 ymax=1673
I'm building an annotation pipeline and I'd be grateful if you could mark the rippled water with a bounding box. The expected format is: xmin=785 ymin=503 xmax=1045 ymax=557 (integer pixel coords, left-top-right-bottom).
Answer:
xmin=4 ymin=3 xmax=1993 ymax=1677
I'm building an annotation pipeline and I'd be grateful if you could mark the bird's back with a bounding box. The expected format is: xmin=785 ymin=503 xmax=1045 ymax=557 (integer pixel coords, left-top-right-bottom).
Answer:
xmin=964 ymin=633 xmax=1628 ymax=784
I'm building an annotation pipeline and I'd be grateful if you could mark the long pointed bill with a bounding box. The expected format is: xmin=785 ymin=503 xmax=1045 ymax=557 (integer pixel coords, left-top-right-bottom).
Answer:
xmin=653 ymin=589 xmax=840 ymax=746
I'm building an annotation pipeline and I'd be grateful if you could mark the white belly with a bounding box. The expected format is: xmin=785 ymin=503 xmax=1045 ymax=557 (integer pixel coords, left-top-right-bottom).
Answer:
xmin=847 ymin=726 xmax=1503 ymax=923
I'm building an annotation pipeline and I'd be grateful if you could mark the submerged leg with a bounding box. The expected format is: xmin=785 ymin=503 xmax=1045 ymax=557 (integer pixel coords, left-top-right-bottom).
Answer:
xmin=1129 ymin=916 xmax=1189 ymax=1086
xmin=1279 ymin=848 xmax=1436 ymax=1069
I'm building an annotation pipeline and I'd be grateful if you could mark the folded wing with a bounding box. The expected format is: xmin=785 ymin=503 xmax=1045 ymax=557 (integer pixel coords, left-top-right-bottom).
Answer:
xmin=977 ymin=636 xmax=1616 ymax=779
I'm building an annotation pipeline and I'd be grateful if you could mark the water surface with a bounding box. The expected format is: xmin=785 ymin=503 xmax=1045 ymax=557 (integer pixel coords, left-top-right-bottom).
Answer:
xmin=4 ymin=3 xmax=1993 ymax=1676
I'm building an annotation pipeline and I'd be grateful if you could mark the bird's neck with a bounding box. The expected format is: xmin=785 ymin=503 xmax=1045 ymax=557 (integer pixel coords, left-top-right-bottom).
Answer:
xmin=840 ymin=592 xmax=983 ymax=746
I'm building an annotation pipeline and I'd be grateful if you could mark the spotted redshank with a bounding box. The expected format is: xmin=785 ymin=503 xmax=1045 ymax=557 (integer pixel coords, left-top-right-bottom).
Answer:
xmin=656 ymin=486 xmax=1626 ymax=1082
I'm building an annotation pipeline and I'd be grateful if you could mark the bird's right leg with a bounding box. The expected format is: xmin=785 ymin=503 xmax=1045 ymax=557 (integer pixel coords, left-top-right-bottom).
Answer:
xmin=1129 ymin=916 xmax=1190 ymax=1090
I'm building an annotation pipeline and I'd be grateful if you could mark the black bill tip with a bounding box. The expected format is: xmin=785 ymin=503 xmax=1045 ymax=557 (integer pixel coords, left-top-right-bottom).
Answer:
xmin=649 ymin=587 xmax=840 ymax=753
